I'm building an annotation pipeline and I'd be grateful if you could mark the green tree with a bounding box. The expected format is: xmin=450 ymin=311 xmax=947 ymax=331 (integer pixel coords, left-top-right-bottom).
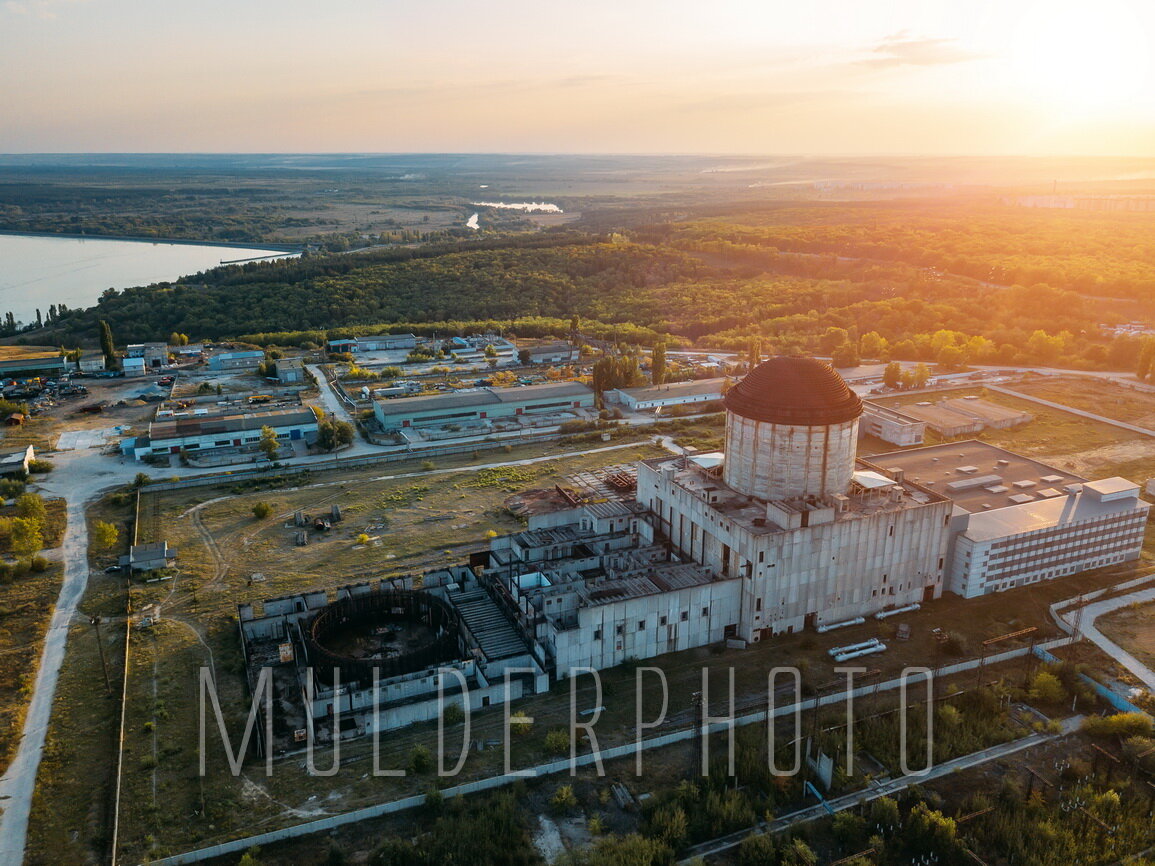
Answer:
xmin=912 ymin=363 xmax=931 ymax=388
xmin=317 ymin=417 xmax=355 ymax=451
xmin=93 ymin=520 xmax=119 ymax=550
xmin=99 ymin=319 xmax=116 ymax=368
xmin=937 ymin=345 xmax=965 ymax=370
xmin=9 ymin=517 xmax=42 ymax=557
xmin=883 ymin=361 xmax=902 ymax=389
xmin=651 ymin=342 xmax=667 ymax=386
xmin=831 ymin=342 xmax=860 ymax=368
xmin=1028 ymin=670 xmax=1067 ymax=705
xmin=257 ymin=426 xmax=280 ymax=460
xmin=16 ymin=493 xmax=45 ymax=524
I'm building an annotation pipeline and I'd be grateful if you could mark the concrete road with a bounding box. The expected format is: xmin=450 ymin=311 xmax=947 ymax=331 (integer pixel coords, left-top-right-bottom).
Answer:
xmin=1066 ymin=587 xmax=1155 ymax=694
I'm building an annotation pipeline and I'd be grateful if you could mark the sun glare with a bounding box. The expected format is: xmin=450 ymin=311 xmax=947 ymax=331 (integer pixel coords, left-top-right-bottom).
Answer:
xmin=1007 ymin=1 xmax=1154 ymax=119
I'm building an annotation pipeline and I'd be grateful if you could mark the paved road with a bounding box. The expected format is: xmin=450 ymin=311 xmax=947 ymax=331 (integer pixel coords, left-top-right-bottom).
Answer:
xmin=1066 ymin=587 xmax=1155 ymax=693
xmin=679 ymin=716 xmax=1083 ymax=864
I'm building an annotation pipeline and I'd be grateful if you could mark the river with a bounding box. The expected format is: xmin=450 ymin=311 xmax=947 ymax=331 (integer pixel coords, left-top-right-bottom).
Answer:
xmin=0 ymin=233 xmax=297 ymax=325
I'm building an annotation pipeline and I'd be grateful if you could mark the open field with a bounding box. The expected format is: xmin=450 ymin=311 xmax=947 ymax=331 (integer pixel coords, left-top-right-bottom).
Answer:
xmin=1007 ymin=376 xmax=1155 ymax=427
xmin=0 ymin=565 xmax=63 ymax=778
xmin=1097 ymin=600 xmax=1155 ymax=674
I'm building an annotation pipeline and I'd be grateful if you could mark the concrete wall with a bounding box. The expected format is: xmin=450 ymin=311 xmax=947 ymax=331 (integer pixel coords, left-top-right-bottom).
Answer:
xmin=723 ymin=415 xmax=859 ymax=501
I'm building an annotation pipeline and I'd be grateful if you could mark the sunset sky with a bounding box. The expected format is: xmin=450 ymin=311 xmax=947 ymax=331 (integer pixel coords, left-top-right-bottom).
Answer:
xmin=2 ymin=0 xmax=1154 ymax=154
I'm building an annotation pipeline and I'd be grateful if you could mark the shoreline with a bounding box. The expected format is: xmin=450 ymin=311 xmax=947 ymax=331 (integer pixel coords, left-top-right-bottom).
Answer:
xmin=0 ymin=228 xmax=304 ymax=253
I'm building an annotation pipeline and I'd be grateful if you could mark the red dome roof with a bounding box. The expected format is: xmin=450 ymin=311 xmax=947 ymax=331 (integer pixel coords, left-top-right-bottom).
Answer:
xmin=724 ymin=356 xmax=862 ymax=425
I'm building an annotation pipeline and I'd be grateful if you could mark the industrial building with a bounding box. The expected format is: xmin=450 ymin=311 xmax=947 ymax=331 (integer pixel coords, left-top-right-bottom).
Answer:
xmin=373 ymin=381 xmax=595 ymax=430
xmin=897 ymin=397 xmax=1031 ymax=438
xmin=126 ymin=342 xmax=169 ymax=368
xmin=860 ymin=401 xmax=926 ymax=446
xmin=207 ymin=350 xmax=265 ymax=371
xmin=76 ymin=351 xmax=106 ymax=374
xmin=611 ymin=378 xmax=726 ymax=412
xmin=273 ymin=358 xmax=305 ymax=383
xmin=524 ymin=342 xmax=580 ymax=364
xmin=326 ymin=334 xmax=417 ymax=353
xmin=237 ymin=358 xmax=1149 ymax=737
xmin=0 ymin=353 xmax=67 ymax=380
xmin=123 ymin=407 xmax=319 ymax=460
xmin=872 ymin=441 xmax=1148 ymax=598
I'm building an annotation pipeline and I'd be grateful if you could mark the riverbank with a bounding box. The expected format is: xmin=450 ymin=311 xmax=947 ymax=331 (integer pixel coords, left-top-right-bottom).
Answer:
xmin=0 ymin=228 xmax=303 ymax=253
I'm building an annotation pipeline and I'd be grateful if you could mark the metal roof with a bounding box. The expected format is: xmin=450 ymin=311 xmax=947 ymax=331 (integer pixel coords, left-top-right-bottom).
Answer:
xmin=723 ymin=356 xmax=862 ymax=425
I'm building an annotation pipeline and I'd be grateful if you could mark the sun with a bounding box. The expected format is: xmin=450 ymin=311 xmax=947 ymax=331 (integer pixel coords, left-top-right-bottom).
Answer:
xmin=1004 ymin=0 xmax=1154 ymax=119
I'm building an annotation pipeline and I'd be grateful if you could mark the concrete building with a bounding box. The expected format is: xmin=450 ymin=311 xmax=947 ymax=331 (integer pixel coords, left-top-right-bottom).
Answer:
xmin=207 ymin=350 xmax=265 ymax=371
xmin=124 ymin=407 xmax=319 ymax=460
xmin=871 ymin=441 xmax=1148 ymax=597
xmin=327 ymin=334 xmax=417 ymax=353
xmin=273 ymin=358 xmax=305 ymax=383
xmin=77 ymin=351 xmax=106 ymax=374
xmin=897 ymin=398 xmax=1030 ymax=438
xmin=861 ymin=401 xmax=926 ymax=446
xmin=126 ymin=343 xmax=169 ymax=368
xmin=612 ymin=378 xmax=726 ymax=412
xmin=486 ymin=501 xmax=743 ymax=674
xmin=524 ymin=342 xmax=580 ymax=365
xmin=0 ymin=444 xmax=34 ymax=477
xmin=122 ymin=356 xmax=147 ymax=377
xmin=374 ymin=381 xmax=594 ymax=430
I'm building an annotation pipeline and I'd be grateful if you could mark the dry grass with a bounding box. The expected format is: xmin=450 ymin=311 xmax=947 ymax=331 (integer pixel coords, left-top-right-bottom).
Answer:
xmin=0 ymin=564 xmax=63 ymax=777
xmin=1097 ymin=600 xmax=1155 ymax=673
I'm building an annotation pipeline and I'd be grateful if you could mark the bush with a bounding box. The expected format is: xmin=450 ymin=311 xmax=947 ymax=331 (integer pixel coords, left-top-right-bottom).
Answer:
xmin=544 ymin=728 xmax=570 ymax=756
xmin=1082 ymin=712 xmax=1155 ymax=739
xmin=28 ymin=555 xmax=48 ymax=573
xmin=252 ymin=502 xmax=272 ymax=520
xmin=441 ymin=703 xmax=465 ymax=725
xmin=0 ymin=478 xmax=24 ymax=500
xmin=550 ymin=784 xmax=578 ymax=811
xmin=27 ymin=459 xmax=53 ymax=474
xmin=408 ymin=745 xmax=433 ymax=774
xmin=1028 ymin=670 xmax=1067 ymax=705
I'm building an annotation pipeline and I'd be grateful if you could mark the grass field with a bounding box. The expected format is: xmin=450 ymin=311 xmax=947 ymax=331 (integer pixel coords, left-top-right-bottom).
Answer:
xmin=1097 ymin=600 xmax=1155 ymax=674
xmin=1007 ymin=377 xmax=1155 ymax=427
xmin=0 ymin=564 xmax=63 ymax=779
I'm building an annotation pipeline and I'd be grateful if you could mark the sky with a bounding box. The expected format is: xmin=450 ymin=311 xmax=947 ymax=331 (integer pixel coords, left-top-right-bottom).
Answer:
xmin=2 ymin=0 xmax=1154 ymax=155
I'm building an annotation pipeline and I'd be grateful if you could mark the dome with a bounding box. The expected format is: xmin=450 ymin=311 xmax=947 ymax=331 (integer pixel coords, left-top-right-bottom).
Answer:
xmin=723 ymin=356 xmax=862 ymax=426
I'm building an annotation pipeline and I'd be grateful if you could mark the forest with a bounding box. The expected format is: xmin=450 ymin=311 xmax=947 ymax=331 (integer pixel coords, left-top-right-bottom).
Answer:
xmin=12 ymin=197 xmax=1155 ymax=374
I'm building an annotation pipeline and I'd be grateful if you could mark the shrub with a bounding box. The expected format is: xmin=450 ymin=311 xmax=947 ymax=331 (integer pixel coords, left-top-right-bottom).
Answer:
xmin=544 ymin=728 xmax=570 ymax=756
xmin=1083 ymin=712 xmax=1155 ymax=739
xmin=1028 ymin=670 xmax=1067 ymax=705
xmin=355 ymin=533 xmax=369 ymax=544
xmin=550 ymin=784 xmax=578 ymax=811
xmin=28 ymin=555 xmax=48 ymax=573
xmin=0 ymin=478 xmax=24 ymax=500
xmin=27 ymin=459 xmax=53 ymax=474
xmin=441 ymin=703 xmax=465 ymax=725
xmin=251 ymin=502 xmax=272 ymax=520
xmin=408 ymin=745 xmax=433 ymax=774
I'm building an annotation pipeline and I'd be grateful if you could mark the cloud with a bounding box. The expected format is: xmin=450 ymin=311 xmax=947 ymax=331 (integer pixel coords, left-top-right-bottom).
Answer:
xmin=860 ymin=33 xmax=984 ymax=69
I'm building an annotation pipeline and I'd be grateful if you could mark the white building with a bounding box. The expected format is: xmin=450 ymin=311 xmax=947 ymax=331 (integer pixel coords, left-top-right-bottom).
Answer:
xmin=861 ymin=401 xmax=926 ymax=446
xmin=122 ymin=356 xmax=147 ymax=377
xmin=124 ymin=407 xmax=319 ymax=460
xmin=872 ymin=441 xmax=1149 ymax=598
xmin=612 ymin=378 xmax=726 ymax=412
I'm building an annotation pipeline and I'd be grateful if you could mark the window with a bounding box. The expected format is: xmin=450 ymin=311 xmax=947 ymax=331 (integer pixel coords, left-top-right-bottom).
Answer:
xmin=755 ymin=598 xmax=762 ymax=612
xmin=637 ymin=620 xmax=645 ymax=631
xmin=681 ymin=611 xmax=689 ymax=622
xmin=616 ymin=624 xmax=624 ymax=635
xmin=659 ymin=616 xmax=667 ymax=627
xmin=593 ymin=629 xmax=602 ymax=641
xmin=702 ymin=606 xmax=710 ymax=617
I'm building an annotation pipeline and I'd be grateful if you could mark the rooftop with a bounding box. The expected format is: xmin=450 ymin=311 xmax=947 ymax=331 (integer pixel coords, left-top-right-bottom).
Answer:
xmin=375 ymin=380 xmax=592 ymax=416
xmin=617 ymin=378 xmax=725 ymax=402
xmin=723 ymin=356 xmax=862 ymax=426
xmin=641 ymin=452 xmax=947 ymax=535
xmin=962 ymin=481 xmax=1147 ymax=542
xmin=147 ymin=407 xmax=318 ymax=441
xmin=870 ymin=440 xmax=1085 ymax=513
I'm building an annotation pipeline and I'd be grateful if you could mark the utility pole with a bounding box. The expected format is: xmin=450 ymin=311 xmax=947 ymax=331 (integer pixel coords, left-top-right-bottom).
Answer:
xmin=91 ymin=615 xmax=112 ymax=696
